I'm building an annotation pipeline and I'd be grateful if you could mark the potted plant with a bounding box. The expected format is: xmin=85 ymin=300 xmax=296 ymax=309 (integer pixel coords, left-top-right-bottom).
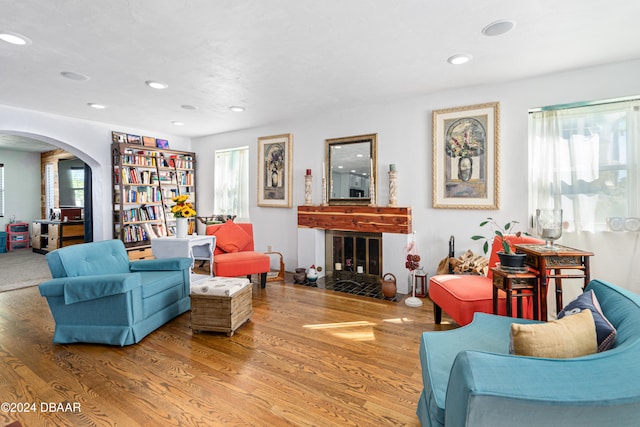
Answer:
xmin=471 ymin=217 xmax=527 ymax=269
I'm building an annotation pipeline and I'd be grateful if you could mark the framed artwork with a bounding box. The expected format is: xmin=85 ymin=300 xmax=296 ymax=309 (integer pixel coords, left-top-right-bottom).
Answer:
xmin=142 ymin=136 xmax=156 ymax=147
xmin=126 ymin=134 xmax=142 ymax=145
xmin=111 ymin=131 xmax=127 ymax=143
xmin=257 ymin=133 xmax=293 ymax=208
xmin=156 ymin=139 xmax=169 ymax=149
xmin=432 ymin=102 xmax=500 ymax=209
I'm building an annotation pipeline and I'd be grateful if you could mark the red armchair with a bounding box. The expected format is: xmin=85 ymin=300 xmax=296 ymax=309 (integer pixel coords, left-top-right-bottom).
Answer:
xmin=205 ymin=221 xmax=270 ymax=288
xmin=429 ymin=234 xmax=543 ymax=326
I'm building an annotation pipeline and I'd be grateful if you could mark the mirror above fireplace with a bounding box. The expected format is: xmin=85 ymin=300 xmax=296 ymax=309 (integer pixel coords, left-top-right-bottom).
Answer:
xmin=325 ymin=133 xmax=377 ymax=206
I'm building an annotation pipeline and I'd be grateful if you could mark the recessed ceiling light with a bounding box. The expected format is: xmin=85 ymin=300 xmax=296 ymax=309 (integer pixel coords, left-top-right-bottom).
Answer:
xmin=87 ymin=103 xmax=107 ymax=109
xmin=447 ymin=54 xmax=472 ymax=65
xmin=229 ymin=106 xmax=245 ymax=112
xmin=482 ymin=19 xmax=516 ymax=37
xmin=171 ymin=121 xmax=184 ymax=126
xmin=0 ymin=31 xmax=31 ymax=45
xmin=61 ymin=71 xmax=90 ymax=81
xmin=145 ymin=80 xmax=168 ymax=89
xmin=181 ymin=104 xmax=198 ymax=110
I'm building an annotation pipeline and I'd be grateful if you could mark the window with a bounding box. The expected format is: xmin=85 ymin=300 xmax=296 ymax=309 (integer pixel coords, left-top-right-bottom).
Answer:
xmin=214 ymin=147 xmax=249 ymax=221
xmin=529 ymin=98 xmax=640 ymax=232
xmin=45 ymin=163 xmax=55 ymax=217
xmin=0 ymin=163 xmax=4 ymax=217
xmin=68 ymin=166 xmax=85 ymax=207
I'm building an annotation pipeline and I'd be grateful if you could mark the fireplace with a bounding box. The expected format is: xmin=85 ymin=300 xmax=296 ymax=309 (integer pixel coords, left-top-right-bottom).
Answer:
xmin=297 ymin=205 xmax=412 ymax=293
xmin=325 ymin=230 xmax=382 ymax=283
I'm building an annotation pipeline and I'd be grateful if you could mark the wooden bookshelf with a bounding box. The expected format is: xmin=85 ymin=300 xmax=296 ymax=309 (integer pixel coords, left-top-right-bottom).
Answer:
xmin=111 ymin=141 xmax=197 ymax=254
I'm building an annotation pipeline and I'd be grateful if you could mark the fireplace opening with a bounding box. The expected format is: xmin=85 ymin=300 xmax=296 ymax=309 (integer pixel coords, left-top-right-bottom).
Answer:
xmin=325 ymin=230 xmax=382 ymax=284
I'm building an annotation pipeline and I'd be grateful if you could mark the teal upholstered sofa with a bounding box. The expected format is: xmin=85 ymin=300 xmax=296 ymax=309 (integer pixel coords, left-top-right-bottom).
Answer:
xmin=39 ymin=239 xmax=192 ymax=346
xmin=417 ymin=279 xmax=640 ymax=426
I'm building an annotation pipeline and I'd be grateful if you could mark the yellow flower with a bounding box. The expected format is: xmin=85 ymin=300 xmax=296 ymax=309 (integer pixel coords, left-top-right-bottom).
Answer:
xmin=171 ymin=194 xmax=189 ymax=204
xmin=171 ymin=195 xmax=196 ymax=218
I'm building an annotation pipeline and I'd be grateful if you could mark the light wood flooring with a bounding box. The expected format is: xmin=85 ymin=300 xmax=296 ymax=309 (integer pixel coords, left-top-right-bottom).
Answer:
xmin=0 ymin=275 xmax=455 ymax=426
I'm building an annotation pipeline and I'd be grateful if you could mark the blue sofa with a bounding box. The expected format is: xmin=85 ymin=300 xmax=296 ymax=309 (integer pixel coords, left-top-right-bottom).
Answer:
xmin=39 ymin=239 xmax=192 ymax=346
xmin=417 ymin=279 xmax=640 ymax=426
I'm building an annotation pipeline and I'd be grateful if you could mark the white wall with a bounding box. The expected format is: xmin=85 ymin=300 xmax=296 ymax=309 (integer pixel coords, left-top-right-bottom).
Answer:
xmin=2 ymin=59 xmax=639 ymax=297
xmin=193 ymin=59 xmax=640 ymax=295
xmin=0 ymin=148 xmax=41 ymax=230
xmin=0 ymin=105 xmax=191 ymax=242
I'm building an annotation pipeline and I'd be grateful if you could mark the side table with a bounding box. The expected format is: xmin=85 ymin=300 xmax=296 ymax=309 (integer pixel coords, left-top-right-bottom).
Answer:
xmin=151 ymin=235 xmax=216 ymax=275
xmin=492 ymin=267 xmax=539 ymax=320
xmin=514 ymin=244 xmax=594 ymax=321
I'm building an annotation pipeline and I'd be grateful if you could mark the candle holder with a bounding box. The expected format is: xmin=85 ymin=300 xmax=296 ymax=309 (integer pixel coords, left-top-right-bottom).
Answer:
xmin=304 ymin=174 xmax=313 ymax=206
xmin=536 ymin=208 xmax=563 ymax=249
xmin=388 ymin=170 xmax=398 ymax=206
xmin=321 ymin=178 xmax=328 ymax=206
xmin=368 ymin=175 xmax=377 ymax=207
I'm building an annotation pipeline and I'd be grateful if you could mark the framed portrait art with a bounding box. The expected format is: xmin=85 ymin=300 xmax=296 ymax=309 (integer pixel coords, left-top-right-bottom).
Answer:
xmin=257 ymin=133 xmax=293 ymax=208
xmin=432 ymin=102 xmax=500 ymax=209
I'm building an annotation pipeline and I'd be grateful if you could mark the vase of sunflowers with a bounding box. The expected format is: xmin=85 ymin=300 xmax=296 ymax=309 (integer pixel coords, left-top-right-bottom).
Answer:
xmin=171 ymin=195 xmax=196 ymax=238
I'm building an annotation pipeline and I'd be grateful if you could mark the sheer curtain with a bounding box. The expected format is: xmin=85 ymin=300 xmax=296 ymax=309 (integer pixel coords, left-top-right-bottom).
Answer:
xmin=214 ymin=147 xmax=250 ymax=222
xmin=529 ymin=98 xmax=640 ymax=295
xmin=529 ymin=99 xmax=640 ymax=232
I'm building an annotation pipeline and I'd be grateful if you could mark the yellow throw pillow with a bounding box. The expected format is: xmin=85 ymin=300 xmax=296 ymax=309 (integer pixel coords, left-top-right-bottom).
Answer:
xmin=510 ymin=309 xmax=597 ymax=358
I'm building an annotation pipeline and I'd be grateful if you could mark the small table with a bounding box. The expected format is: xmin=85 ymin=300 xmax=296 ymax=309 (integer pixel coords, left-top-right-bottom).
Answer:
xmin=151 ymin=235 xmax=216 ymax=275
xmin=492 ymin=267 xmax=539 ymax=319
xmin=514 ymin=244 xmax=594 ymax=321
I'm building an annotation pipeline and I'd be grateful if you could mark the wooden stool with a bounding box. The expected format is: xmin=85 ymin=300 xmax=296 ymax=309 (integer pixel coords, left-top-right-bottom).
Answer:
xmin=491 ymin=268 xmax=539 ymax=320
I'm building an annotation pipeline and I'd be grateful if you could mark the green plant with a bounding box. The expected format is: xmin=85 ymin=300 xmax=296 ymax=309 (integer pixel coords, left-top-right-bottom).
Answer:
xmin=471 ymin=217 xmax=525 ymax=255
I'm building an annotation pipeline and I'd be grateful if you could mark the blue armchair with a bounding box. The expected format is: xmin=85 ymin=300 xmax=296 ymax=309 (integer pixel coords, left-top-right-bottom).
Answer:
xmin=417 ymin=279 xmax=640 ymax=426
xmin=39 ymin=239 xmax=192 ymax=346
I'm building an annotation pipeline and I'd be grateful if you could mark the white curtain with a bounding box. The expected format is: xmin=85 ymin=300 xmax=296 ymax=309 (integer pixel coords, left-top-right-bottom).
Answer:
xmin=214 ymin=147 xmax=250 ymax=222
xmin=529 ymin=99 xmax=640 ymax=232
xmin=529 ymin=99 xmax=640 ymax=294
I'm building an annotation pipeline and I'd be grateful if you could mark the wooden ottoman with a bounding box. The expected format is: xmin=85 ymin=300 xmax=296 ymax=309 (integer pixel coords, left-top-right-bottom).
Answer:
xmin=190 ymin=277 xmax=253 ymax=336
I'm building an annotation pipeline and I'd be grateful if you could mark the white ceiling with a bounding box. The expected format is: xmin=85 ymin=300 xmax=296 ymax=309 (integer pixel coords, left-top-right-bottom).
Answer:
xmin=1 ymin=0 xmax=640 ymax=152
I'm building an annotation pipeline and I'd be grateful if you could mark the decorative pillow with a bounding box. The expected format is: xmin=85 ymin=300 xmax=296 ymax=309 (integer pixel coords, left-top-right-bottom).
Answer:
xmin=213 ymin=221 xmax=251 ymax=253
xmin=557 ymin=290 xmax=617 ymax=352
xmin=510 ymin=309 xmax=597 ymax=358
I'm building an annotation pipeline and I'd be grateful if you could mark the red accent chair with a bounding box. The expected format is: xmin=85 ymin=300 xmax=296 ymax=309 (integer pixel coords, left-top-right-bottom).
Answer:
xmin=205 ymin=221 xmax=270 ymax=288
xmin=429 ymin=235 xmax=544 ymax=326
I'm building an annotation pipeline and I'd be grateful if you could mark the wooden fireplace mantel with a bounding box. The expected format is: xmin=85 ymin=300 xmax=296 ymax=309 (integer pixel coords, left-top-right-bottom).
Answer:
xmin=297 ymin=205 xmax=412 ymax=234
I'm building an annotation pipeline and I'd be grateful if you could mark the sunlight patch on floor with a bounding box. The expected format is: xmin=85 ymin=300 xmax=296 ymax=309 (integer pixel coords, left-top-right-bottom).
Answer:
xmin=382 ymin=317 xmax=416 ymax=324
xmin=303 ymin=321 xmax=377 ymax=341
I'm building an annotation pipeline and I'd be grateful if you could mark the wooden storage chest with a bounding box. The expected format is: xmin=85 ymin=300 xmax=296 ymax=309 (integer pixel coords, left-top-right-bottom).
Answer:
xmin=190 ymin=277 xmax=253 ymax=336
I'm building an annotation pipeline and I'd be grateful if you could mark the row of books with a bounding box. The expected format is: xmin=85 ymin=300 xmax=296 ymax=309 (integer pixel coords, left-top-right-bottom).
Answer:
xmin=178 ymin=171 xmax=194 ymax=186
xmin=118 ymin=167 xmax=158 ymax=185
xmin=118 ymin=150 xmax=194 ymax=169
xmin=121 ymin=205 xmax=163 ymax=223
xmin=118 ymin=152 xmax=158 ymax=167
xmin=120 ymin=223 xmax=172 ymax=243
xmin=122 ymin=187 xmax=162 ymax=204
xmin=121 ymin=224 xmax=149 ymax=243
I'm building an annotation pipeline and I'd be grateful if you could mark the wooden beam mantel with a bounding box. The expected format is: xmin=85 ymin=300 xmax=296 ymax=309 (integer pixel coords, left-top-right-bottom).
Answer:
xmin=297 ymin=205 xmax=412 ymax=234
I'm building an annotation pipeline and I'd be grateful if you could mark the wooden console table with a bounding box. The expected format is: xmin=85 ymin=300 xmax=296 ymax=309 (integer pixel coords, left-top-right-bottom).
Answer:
xmin=514 ymin=244 xmax=594 ymax=321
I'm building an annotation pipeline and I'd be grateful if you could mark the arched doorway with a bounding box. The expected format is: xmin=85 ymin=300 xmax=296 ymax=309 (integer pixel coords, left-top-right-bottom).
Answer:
xmin=0 ymin=133 xmax=94 ymax=246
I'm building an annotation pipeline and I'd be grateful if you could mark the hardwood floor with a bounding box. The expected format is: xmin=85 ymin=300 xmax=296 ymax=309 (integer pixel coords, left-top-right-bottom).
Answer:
xmin=0 ymin=276 xmax=455 ymax=426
